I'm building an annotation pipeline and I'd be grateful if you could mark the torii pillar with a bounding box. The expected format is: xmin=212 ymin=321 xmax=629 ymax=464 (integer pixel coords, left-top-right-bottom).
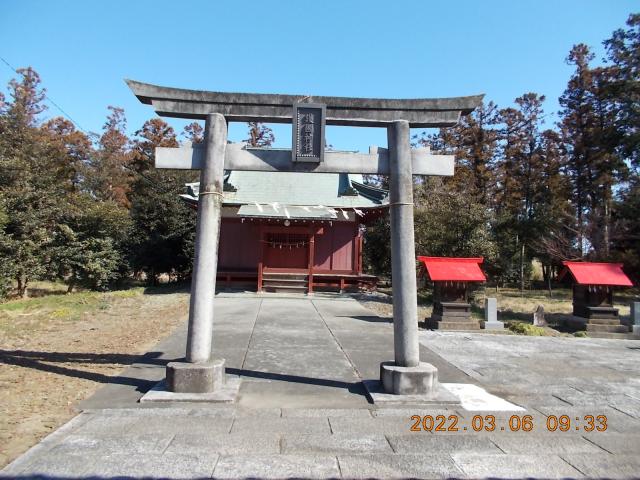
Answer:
xmin=126 ymin=79 xmax=482 ymax=399
xmin=164 ymin=114 xmax=228 ymax=394
xmin=379 ymin=120 xmax=438 ymax=395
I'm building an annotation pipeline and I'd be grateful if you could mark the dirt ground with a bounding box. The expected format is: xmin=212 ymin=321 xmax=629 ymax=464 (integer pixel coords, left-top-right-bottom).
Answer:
xmin=0 ymin=284 xmax=189 ymax=468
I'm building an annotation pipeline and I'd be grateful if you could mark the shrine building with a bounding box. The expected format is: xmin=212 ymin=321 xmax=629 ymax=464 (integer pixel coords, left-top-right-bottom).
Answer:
xmin=418 ymin=256 xmax=486 ymax=330
xmin=560 ymin=261 xmax=634 ymax=335
xmin=181 ymin=168 xmax=387 ymax=294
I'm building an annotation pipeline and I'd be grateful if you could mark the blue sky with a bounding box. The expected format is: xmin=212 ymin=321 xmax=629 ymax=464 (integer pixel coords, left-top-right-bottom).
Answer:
xmin=1 ymin=0 xmax=637 ymax=151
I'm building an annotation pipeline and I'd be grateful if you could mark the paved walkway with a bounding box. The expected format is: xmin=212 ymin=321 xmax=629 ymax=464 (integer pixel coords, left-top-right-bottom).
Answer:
xmin=2 ymin=294 xmax=640 ymax=479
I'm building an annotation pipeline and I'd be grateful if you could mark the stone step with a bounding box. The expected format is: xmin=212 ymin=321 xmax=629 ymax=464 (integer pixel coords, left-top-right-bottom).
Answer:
xmin=584 ymin=332 xmax=640 ymax=340
xmin=586 ymin=313 xmax=619 ymax=320
xmin=586 ymin=323 xmax=629 ymax=333
xmin=433 ymin=310 xmax=471 ymax=318
xmin=262 ymin=273 xmax=308 ymax=281
xmin=584 ymin=307 xmax=619 ymax=319
xmin=263 ymin=283 xmax=308 ymax=290
xmin=262 ymin=285 xmax=308 ymax=294
xmin=262 ymin=278 xmax=308 ymax=286
xmin=424 ymin=320 xmax=481 ymax=331
xmin=587 ymin=318 xmax=625 ymax=325
xmin=438 ymin=316 xmax=474 ymax=323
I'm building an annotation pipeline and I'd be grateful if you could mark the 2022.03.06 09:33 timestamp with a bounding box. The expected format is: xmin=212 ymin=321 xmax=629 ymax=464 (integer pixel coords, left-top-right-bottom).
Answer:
xmin=409 ymin=414 xmax=608 ymax=433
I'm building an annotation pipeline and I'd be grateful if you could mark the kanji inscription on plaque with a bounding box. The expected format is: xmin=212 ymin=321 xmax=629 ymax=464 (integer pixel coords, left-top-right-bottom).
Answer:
xmin=292 ymin=103 xmax=325 ymax=163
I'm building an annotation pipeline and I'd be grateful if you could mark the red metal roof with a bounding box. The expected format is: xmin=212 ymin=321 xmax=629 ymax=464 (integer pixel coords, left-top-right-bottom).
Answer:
xmin=417 ymin=257 xmax=486 ymax=282
xmin=561 ymin=261 xmax=633 ymax=286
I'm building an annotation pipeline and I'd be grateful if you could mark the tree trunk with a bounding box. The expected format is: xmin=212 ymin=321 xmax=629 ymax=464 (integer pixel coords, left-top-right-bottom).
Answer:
xmin=519 ymin=243 xmax=526 ymax=295
xmin=603 ymin=191 xmax=611 ymax=258
xmin=67 ymin=276 xmax=76 ymax=294
xmin=16 ymin=273 xmax=28 ymax=298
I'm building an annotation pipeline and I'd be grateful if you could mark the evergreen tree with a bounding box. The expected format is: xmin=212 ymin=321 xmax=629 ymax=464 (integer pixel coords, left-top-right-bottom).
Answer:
xmin=603 ymin=13 xmax=640 ymax=170
xmin=413 ymin=178 xmax=497 ymax=261
xmin=0 ymin=68 xmax=71 ymax=297
xmin=52 ymin=194 xmax=131 ymax=292
xmin=421 ymin=101 xmax=500 ymax=204
xmin=559 ymin=44 xmax=627 ymax=258
xmin=494 ymin=93 xmax=550 ymax=290
xmin=529 ymin=129 xmax=576 ymax=285
xmin=127 ymin=119 xmax=197 ymax=284
xmin=611 ymin=175 xmax=640 ymax=283
xmin=603 ymin=14 xmax=640 ymax=275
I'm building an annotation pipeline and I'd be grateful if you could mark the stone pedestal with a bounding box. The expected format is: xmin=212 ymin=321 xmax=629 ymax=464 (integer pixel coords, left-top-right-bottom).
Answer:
xmin=140 ymin=358 xmax=240 ymax=403
xmin=166 ymin=359 xmax=225 ymax=394
xmin=484 ymin=297 xmax=504 ymax=330
xmin=632 ymin=302 xmax=640 ymax=336
xmin=380 ymin=361 xmax=438 ymax=395
xmin=427 ymin=302 xmax=480 ymax=330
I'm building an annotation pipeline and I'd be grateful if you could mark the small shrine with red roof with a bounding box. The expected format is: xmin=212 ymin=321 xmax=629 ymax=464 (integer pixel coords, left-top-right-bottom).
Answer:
xmin=418 ymin=257 xmax=486 ymax=330
xmin=559 ymin=261 xmax=634 ymax=335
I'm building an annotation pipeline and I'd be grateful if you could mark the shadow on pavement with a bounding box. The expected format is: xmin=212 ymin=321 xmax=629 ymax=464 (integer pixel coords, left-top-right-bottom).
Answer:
xmin=0 ymin=349 xmax=175 ymax=392
xmin=335 ymin=314 xmax=392 ymax=324
xmin=226 ymin=367 xmax=367 ymax=396
xmin=1 ymin=477 xmax=215 ymax=480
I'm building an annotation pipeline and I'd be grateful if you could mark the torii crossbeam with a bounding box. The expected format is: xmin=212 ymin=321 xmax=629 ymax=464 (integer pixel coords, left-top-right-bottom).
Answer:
xmin=127 ymin=79 xmax=482 ymax=402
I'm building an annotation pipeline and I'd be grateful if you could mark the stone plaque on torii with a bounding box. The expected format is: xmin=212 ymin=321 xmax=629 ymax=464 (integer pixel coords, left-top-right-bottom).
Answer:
xmin=126 ymin=79 xmax=482 ymax=401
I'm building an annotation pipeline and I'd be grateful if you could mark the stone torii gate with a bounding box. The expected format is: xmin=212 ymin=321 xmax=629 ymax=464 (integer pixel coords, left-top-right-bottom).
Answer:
xmin=126 ymin=79 xmax=482 ymax=400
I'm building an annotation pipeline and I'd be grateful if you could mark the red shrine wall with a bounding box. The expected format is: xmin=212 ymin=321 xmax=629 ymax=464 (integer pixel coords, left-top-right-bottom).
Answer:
xmin=217 ymin=220 xmax=261 ymax=270
xmin=313 ymin=222 xmax=357 ymax=271
xmin=217 ymin=219 xmax=359 ymax=272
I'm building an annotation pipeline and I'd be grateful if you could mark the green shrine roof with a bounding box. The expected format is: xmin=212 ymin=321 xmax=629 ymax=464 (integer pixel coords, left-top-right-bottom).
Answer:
xmin=181 ymin=171 xmax=388 ymax=209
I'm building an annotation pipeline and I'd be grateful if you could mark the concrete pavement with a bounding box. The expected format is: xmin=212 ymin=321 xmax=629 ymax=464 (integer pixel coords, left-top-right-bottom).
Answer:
xmin=2 ymin=294 xmax=640 ymax=479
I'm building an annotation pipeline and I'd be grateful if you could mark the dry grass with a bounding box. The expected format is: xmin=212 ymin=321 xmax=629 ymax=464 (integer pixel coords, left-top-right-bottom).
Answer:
xmin=0 ymin=282 xmax=190 ymax=468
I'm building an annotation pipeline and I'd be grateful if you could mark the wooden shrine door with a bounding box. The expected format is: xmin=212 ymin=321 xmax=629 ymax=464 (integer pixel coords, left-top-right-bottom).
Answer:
xmin=263 ymin=231 xmax=309 ymax=269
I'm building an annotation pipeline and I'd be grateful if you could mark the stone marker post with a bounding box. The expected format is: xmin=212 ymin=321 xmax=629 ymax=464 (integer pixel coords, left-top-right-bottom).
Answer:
xmin=166 ymin=113 xmax=227 ymax=393
xmin=379 ymin=120 xmax=438 ymax=395
xmin=632 ymin=302 xmax=640 ymax=336
xmin=484 ymin=297 xmax=504 ymax=330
